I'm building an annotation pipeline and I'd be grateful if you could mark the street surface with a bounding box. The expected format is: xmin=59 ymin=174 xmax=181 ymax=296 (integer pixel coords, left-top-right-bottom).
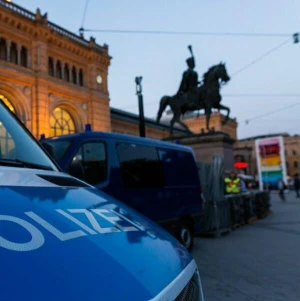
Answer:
xmin=193 ymin=192 xmax=300 ymax=301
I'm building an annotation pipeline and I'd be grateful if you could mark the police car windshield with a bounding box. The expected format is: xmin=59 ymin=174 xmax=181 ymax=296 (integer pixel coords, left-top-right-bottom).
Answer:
xmin=0 ymin=101 xmax=58 ymax=171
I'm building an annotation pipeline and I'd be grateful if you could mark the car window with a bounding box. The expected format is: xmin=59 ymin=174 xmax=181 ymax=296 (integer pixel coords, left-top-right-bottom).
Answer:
xmin=43 ymin=139 xmax=73 ymax=163
xmin=159 ymin=149 xmax=199 ymax=186
xmin=0 ymin=101 xmax=57 ymax=171
xmin=0 ymin=124 xmax=15 ymax=159
xmin=71 ymin=141 xmax=107 ymax=185
xmin=117 ymin=142 xmax=164 ymax=188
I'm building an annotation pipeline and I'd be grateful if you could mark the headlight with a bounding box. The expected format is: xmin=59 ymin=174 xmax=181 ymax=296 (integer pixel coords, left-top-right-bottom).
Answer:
xmin=174 ymin=269 xmax=205 ymax=301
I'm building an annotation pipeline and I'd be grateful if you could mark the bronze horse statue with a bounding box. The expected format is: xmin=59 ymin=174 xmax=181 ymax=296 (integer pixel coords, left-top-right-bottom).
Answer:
xmin=156 ymin=63 xmax=231 ymax=136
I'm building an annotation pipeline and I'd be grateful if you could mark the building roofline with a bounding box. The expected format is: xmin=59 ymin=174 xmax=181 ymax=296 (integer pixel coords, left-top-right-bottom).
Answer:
xmin=238 ymin=132 xmax=290 ymax=142
xmin=0 ymin=0 xmax=108 ymax=54
xmin=110 ymin=107 xmax=188 ymax=134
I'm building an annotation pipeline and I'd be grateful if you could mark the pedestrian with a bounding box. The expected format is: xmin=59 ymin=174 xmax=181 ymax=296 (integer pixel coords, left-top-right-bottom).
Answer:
xmin=224 ymin=171 xmax=241 ymax=194
xmin=278 ymin=178 xmax=287 ymax=202
xmin=293 ymin=173 xmax=300 ymax=198
xmin=240 ymin=178 xmax=247 ymax=193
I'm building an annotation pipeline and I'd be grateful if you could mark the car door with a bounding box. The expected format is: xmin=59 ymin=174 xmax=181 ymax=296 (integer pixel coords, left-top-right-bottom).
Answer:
xmin=115 ymin=141 xmax=165 ymax=221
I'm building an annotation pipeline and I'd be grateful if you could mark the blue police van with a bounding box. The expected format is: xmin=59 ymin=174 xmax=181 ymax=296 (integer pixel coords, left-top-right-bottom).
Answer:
xmin=0 ymin=99 xmax=205 ymax=300
xmin=42 ymin=131 xmax=204 ymax=250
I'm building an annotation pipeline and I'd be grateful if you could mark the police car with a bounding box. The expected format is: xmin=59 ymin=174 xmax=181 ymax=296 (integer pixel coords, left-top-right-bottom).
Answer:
xmin=0 ymin=99 xmax=204 ymax=300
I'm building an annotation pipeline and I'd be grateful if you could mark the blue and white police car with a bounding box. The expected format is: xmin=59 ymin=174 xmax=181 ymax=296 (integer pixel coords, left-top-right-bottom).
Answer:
xmin=0 ymin=99 xmax=204 ymax=300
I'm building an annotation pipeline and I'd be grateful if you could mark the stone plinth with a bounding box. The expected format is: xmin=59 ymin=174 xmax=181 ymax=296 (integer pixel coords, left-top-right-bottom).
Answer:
xmin=163 ymin=132 xmax=235 ymax=170
xmin=183 ymin=112 xmax=238 ymax=140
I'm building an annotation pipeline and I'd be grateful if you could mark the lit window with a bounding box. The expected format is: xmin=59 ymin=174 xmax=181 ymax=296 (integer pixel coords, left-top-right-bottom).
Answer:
xmin=50 ymin=107 xmax=76 ymax=137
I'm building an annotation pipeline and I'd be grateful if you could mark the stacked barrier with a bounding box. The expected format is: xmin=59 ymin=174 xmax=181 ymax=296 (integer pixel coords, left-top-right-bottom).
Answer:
xmin=225 ymin=192 xmax=271 ymax=229
xmin=253 ymin=191 xmax=271 ymax=219
xmin=241 ymin=192 xmax=256 ymax=223
xmin=197 ymin=157 xmax=271 ymax=237
xmin=198 ymin=156 xmax=232 ymax=237
xmin=226 ymin=194 xmax=245 ymax=228
xmin=224 ymin=191 xmax=271 ymax=231
xmin=202 ymin=200 xmax=232 ymax=236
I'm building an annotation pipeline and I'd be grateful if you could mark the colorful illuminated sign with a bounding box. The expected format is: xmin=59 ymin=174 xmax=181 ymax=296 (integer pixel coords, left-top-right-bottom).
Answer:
xmin=255 ymin=136 xmax=287 ymax=190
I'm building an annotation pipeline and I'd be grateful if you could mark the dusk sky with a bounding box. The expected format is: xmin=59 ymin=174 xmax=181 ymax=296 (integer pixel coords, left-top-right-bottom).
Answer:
xmin=14 ymin=0 xmax=300 ymax=139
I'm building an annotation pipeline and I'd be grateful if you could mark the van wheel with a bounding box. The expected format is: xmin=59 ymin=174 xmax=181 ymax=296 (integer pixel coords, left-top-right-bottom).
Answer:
xmin=178 ymin=222 xmax=194 ymax=251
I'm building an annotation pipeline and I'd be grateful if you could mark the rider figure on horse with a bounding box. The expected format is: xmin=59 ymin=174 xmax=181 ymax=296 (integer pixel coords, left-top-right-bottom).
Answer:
xmin=177 ymin=45 xmax=199 ymax=103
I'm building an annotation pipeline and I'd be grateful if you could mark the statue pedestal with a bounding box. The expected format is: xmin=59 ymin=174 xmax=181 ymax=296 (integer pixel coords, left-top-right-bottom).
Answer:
xmin=163 ymin=132 xmax=235 ymax=170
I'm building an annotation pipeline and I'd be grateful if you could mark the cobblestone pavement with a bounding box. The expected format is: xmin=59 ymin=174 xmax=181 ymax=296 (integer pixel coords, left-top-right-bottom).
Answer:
xmin=193 ymin=192 xmax=300 ymax=301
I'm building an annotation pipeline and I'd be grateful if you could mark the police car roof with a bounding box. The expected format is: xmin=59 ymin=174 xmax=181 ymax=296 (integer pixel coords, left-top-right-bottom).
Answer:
xmin=46 ymin=131 xmax=193 ymax=152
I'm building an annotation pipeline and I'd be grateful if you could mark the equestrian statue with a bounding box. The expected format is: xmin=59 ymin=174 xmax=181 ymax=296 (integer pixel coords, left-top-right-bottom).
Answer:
xmin=156 ymin=45 xmax=231 ymax=136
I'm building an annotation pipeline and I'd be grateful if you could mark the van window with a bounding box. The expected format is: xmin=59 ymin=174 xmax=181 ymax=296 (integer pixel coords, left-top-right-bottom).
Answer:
xmin=159 ymin=149 xmax=199 ymax=186
xmin=44 ymin=139 xmax=72 ymax=163
xmin=72 ymin=142 xmax=107 ymax=185
xmin=117 ymin=143 xmax=164 ymax=188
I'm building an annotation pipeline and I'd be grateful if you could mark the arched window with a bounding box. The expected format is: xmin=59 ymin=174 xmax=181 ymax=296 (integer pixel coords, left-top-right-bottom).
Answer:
xmin=48 ymin=57 xmax=54 ymax=76
xmin=50 ymin=107 xmax=76 ymax=137
xmin=79 ymin=69 xmax=84 ymax=86
xmin=294 ymin=161 xmax=298 ymax=168
xmin=20 ymin=46 xmax=27 ymax=67
xmin=10 ymin=42 xmax=18 ymax=64
xmin=64 ymin=64 xmax=70 ymax=82
xmin=0 ymin=94 xmax=15 ymax=113
xmin=293 ymin=150 xmax=297 ymax=156
xmin=56 ymin=60 xmax=62 ymax=79
xmin=72 ymin=66 xmax=77 ymax=84
xmin=0 ymin=38 xmax=7 ymax=61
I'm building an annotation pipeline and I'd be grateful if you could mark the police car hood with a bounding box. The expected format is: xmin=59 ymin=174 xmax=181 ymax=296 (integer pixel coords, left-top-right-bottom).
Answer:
xmin=0 ymin=168 xmax=194 ymax=301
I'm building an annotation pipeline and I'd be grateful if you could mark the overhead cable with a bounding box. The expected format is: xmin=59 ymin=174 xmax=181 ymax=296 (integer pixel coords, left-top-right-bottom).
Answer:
xmin=243 ymin=103 xmax=300 ymax=124
xmin=79 ymin=0 xmax=89 ymax=35
xmin=82 ymin=28 xmax=295 ymax=38
xmin=231 ymin=37 xmax=292 ymax=77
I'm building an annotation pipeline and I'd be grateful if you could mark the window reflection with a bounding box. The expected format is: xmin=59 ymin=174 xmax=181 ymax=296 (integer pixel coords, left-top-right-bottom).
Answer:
xmin=0 ymin=95 xmax=15 ymax=113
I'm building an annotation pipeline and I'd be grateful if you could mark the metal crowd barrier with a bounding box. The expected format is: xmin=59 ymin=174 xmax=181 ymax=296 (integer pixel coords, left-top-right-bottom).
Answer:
xmin=201 ymin=191 xmax=271 ymax=237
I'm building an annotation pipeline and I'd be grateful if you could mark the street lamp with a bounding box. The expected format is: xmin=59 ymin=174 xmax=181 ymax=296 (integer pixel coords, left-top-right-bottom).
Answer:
xmin=135 ymin=76 xmax=145 ymax=137
xmin=135 ymin=76 xmax=142 ymax=94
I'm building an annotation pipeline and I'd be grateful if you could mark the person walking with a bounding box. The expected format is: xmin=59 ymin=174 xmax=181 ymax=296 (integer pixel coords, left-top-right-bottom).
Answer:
xmin=278 ymin=178 xmax=287 ymax=202
xmin=293 ymin=173 xmax=300 ymax=198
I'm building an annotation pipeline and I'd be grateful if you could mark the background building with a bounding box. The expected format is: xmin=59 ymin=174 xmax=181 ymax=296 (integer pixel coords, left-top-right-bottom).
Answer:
xmin=2 ymin=1 xmax=299 ymax=175
xmin=235 ymin=133 xmax=300 ymax=177
xmin=0 ymin=1 xmax=111 ymax=138
xmin=111 ymin=108 xmax=186 ymax=139
xmin=182 ymin=111 xmax=238 ymax=140
xmin=0 ymin=0 xmax=186 ymax=140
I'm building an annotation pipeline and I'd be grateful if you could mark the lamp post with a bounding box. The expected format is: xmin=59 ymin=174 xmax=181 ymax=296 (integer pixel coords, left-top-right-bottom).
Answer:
xmin=135 ymin=76 xmax=146 ymax=137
